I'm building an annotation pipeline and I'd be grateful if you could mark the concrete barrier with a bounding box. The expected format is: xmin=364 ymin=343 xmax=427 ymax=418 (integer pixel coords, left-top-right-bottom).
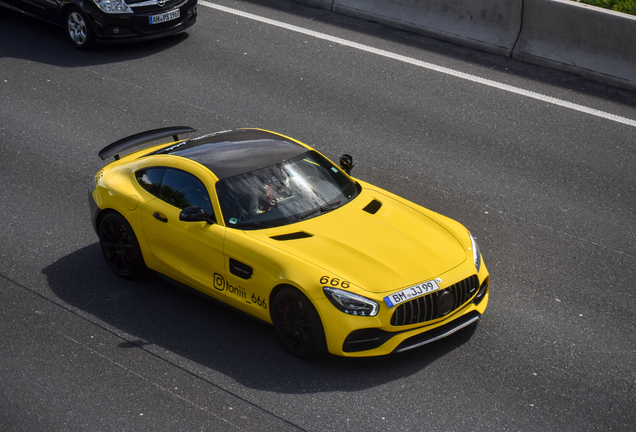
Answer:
xmin=292 ymin=0 xmax=636 ymax=91
xmin=331 ymin=0 xmax=522 ymax=56
xmin=512 ymin=0 xmax=636 ymax=91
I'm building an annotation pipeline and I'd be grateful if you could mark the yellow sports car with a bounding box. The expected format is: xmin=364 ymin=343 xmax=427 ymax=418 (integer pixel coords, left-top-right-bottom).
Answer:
xmin=89 ymin=127 xmax=489 ymax=358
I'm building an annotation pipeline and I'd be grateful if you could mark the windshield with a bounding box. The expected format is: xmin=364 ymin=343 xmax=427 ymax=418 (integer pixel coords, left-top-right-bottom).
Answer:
xmin=216 ymin=150 xmax=359 ymax=229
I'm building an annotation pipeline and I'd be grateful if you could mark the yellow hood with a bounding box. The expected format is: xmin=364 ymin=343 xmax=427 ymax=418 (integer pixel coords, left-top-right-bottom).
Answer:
xmin=247 ymin=189 xmax=467 ymax=294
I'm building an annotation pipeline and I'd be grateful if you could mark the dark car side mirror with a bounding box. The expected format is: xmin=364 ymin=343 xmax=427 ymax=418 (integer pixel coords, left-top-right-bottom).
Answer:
xmin=179 ymin=206 xmax=214 ymax=224
xmin=339 ymin=154 xmax=354 ymax=175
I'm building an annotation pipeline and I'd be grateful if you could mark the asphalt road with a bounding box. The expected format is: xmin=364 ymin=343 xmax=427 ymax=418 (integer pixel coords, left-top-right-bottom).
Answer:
xmin=1 ymin=0 xmax=635 ymax=431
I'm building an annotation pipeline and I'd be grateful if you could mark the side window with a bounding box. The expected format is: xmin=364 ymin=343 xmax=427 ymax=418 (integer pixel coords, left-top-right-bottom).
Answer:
xmin=136 ymin=167 xmax=214 ymax=221
xmin=136 ymin=168 xmax=165 ymax=198
xmin=160 ymin=169 xmax=214 ymax=218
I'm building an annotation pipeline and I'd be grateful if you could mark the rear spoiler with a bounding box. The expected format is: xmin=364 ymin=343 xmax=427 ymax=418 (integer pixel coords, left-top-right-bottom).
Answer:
xmin=98 ymin=126 xmax=196 ymax=160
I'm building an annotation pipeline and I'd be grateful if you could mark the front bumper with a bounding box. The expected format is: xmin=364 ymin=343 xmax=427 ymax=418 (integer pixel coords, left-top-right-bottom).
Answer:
xmin=320 ymin=265 xmax=490 ymax=357
xmin=86 ymin=0 xmax=198 ymax=44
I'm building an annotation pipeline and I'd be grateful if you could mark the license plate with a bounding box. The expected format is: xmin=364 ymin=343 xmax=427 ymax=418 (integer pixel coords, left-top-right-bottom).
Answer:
xmin=384 ymin=279 xmax=441 ymax=308
xmin=149 ymin=8 xmax=180 ymax=24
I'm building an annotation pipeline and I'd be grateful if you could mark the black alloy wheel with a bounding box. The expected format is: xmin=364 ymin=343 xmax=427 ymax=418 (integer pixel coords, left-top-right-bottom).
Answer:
xmin=65 ymin=6 xmax=95 ymax=50
xmin=98 ymin=212 xmax=145 ymax=278
xmin=272 ymin=288 xmax=326 ymax=359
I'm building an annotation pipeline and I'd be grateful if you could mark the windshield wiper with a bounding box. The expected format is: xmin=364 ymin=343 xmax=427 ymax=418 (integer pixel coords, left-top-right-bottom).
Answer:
xmin=302 ymin=201 xmax=342 ymax=220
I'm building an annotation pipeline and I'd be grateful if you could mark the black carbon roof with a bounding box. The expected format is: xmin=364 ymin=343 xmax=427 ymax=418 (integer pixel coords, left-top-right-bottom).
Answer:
xmin=152 ymin=129 xmax=308 ymax=179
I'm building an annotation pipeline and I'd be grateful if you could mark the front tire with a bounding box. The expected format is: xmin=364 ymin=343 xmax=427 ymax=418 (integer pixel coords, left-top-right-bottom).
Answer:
xmin=65 ymin=7 xmax=95 ymax=50
xmin=98 ymin=212 xmax=145 ymax=278
xmin=272 ymin=288 xmax=326 ymax=359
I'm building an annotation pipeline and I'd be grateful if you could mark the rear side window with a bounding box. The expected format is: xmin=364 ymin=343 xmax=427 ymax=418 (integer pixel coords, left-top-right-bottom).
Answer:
xmin=137 ymin=167 xmax=165 ymax=197
xmin=136 ymin=168 xmax=214 ymax=218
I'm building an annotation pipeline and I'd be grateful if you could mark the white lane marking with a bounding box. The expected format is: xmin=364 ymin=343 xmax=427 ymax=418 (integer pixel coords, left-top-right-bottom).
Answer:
xmin=54 ymin=330 xmax=238 ymax=426
xmin=201 ymin=1 xmax=636 ymax=128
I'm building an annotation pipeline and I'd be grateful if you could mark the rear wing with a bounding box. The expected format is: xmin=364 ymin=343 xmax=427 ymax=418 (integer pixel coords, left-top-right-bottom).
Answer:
xmin=98 ymin=126 xmax=196 ymax=160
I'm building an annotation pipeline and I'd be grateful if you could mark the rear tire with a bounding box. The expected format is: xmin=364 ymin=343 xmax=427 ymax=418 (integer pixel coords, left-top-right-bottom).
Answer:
xmin=272 ymin=288 xmax=326 ymax=359
xmin=65 ymin=7 xmax=95 ymax=50
xmin=98 ymin=212 xmax=145 ymax=278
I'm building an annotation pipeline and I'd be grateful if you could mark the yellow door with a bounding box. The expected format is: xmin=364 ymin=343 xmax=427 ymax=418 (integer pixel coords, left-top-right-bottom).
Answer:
xmin=135 ymin=166 xmax=227 ymax=298
xmin=140 ymin=198 xmax=226 ymax=298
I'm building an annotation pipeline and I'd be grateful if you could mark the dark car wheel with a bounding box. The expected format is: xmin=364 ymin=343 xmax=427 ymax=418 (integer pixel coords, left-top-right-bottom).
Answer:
xmin=65 ymin=7 xmax=95 ymax=50
xmin=99 ymin=212 xmax=145 ymax=278
xmin=272 ymin=288 xmax=326 ymax=359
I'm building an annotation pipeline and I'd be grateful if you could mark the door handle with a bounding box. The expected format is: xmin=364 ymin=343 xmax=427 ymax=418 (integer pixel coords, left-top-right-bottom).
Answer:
xmin=153 ymin=212 xmax=168 ymax=222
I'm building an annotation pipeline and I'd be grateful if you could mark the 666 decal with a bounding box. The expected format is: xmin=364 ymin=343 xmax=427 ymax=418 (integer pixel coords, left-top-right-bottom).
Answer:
xmin=384 ymin=279 xmax=441 ymax=308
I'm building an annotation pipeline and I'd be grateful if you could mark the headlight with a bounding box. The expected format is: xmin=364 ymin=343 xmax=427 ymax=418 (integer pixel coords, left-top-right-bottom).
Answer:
xmin=469 ymin=232 xmax=481 ymax=273
xmin=323 ymin=287 xmax=379 ymax=317
xmin=92 ymin=0 xmax=133 ymax=14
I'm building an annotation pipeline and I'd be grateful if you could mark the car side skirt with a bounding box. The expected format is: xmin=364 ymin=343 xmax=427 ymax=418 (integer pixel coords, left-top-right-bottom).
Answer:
xmin=156 ymin=273 xmax=271 ymax=325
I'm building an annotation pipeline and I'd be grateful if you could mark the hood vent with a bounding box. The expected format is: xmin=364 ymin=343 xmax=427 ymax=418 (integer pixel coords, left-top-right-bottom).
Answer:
xmin=363 ymin=199 xmax=382 ymax=214
xmin=271 ymin=231 xmax=313 ymax=241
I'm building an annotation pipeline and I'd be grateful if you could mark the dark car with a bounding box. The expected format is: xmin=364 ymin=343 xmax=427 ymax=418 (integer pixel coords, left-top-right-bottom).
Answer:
xmin=1 ymin=0 xmax=197 ymax=49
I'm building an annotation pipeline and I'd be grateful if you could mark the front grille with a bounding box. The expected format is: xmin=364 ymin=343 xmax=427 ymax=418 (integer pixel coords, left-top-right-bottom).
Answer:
xmin=390 ymin=275 xmax=479 ymax=326
xmin=130 ymin=0 xmax=182 ymax=13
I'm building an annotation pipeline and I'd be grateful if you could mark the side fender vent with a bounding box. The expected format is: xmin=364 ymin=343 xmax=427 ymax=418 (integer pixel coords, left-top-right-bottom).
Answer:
xmin=230 ymin=258 xmax=253 ymax=280
xmin=363 ymin=199 xmax=382 ymax=214
xmin=270 ymin=232 xmax=313 ymax=241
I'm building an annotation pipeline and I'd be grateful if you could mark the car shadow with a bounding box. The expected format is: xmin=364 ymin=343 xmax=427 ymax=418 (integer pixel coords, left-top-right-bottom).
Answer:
xmin=43 ymin=243 xmax=479 ymax=394
xmin=0 ymin=8 xmax=191 ymax=67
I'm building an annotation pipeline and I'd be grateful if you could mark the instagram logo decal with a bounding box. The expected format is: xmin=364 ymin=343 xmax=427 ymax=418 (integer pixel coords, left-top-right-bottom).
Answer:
xmin=214 ymin=273 xmax=225 ymax=291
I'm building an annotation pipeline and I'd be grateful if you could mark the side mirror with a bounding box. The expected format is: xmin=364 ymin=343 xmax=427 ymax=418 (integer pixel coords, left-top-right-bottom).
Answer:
xmin=180 ymin=206 xmax=214 ymax=224
xmin=339 ymin=154 xmax=354 ymax=175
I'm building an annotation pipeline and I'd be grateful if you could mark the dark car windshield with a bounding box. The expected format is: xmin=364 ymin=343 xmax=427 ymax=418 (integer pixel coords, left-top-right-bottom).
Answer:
xmin=216 ymin=150 xmax=359 ymax=229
